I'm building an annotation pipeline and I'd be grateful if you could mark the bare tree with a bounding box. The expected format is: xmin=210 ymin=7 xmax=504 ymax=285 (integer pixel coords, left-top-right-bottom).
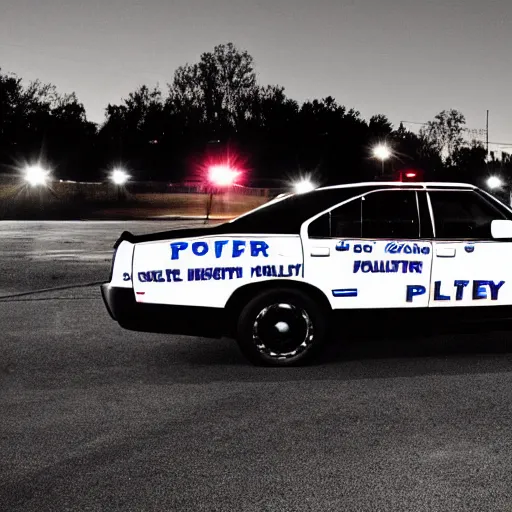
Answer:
xmin=420 ymin=109 xmax=466 ymax=161
xmin=168 ymin=43 xmax=257 ymax=130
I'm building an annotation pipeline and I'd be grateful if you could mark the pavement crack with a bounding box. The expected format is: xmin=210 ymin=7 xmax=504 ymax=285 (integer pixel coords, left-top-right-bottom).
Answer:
xmin=1 ymin=297 xmax=97 ymax=302
xmin=0 ymin=282 xmax=104 ymax=301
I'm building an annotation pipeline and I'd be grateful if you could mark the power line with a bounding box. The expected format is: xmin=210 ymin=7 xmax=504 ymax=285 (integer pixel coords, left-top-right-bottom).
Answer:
xmin=400 ymin=118 xmax=512 ymax=150
xmin=400 ymin=120 xmax=427 ymax=126
xmin=401 ymin=120 xmax=486 ymax=133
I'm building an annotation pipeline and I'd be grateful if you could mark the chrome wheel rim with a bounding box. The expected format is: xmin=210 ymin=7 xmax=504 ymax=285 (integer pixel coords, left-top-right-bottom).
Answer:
xmin=252 ymin=303 xmax=314 ymax=360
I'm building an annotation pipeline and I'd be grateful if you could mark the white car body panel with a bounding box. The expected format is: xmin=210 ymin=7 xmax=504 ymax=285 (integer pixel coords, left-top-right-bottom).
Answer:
xmin=302 ymin=238 xmax=433 ymax=309
xmin=429 ymin=241 xmax=512 ymax=306
xmin=110 ymin=241 xmax=134 ymax=288
xmin=132 ymin=235 xmax=304 ymax=308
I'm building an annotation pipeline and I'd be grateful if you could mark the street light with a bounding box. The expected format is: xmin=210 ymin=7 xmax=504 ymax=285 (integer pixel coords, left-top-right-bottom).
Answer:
xmin=208 ymin=165 xmax=240 ymax=186
xmin=372 ymin=144 xmax=392 ymax=175
xmin=110 ymin=169 xmax=130 ymax=186
xmin=24 ymin=165 xmax=51 ymax=187
xmin=487 ymin=176 xmax=503 ymax=189
xmin=205 ymin=164 xmax=241 ymax=223
xmin=109 ymin=168 xmax=130 ymax=201
xmin=293 ymin=179 xmax=315 ymax=194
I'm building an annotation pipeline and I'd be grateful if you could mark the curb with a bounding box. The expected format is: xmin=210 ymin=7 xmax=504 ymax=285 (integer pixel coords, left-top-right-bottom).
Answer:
xmin=149 ymin=215 xmax=235 ymax=220
xmin=0 ymin=216 xmax=233 ymax=222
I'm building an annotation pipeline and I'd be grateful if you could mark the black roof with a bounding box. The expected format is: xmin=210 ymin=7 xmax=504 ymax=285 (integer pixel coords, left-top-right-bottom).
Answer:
xmin=113 ymin=182 xmax=477 ymax=246
xmin=115 ymin=185 xmax=381 ymax=245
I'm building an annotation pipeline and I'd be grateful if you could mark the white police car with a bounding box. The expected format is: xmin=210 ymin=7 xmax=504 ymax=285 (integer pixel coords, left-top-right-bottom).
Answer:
xmin=101 ymin=181 xmax=512 ymax=366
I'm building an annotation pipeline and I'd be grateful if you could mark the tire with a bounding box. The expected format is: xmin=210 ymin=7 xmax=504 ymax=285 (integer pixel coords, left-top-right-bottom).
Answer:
xmin=235 ymin=288 xmax=328 ymax=367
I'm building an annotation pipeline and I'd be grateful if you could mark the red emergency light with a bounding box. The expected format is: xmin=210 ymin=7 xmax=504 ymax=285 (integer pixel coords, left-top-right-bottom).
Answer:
xmin=397 ymin=169 xmax=423 ymax=182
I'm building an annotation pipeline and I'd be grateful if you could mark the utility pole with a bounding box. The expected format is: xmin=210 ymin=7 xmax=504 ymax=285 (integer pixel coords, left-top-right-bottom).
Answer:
xmin=486 ymin=110 xmax=489 ymax=157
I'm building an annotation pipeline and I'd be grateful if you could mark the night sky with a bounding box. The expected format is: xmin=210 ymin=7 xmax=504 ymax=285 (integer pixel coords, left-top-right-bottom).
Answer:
xmin=1 ymin=0 xmax=511 ymax=151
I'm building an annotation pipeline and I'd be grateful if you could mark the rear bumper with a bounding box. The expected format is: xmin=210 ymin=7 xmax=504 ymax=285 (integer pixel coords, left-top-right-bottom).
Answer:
xmin=100 ymin=284 xmax=226 ymax=338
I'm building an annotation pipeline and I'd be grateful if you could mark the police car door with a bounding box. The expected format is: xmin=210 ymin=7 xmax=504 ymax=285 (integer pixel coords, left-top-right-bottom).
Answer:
xmin=427 ymin=188 xmax=512 ymax=307
xmin=301 ymin=189 xmax=433 ymax=309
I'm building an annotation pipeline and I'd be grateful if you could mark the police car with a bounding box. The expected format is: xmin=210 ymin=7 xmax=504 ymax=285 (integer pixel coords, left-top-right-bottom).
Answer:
xmin=101 ymin=181 xmax=512 ymax=366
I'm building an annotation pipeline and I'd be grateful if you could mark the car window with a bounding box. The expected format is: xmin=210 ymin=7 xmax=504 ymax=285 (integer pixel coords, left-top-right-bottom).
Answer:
xmin=308 ymin=190 xmax=420 ymax=239
xmin=428 ymin=190 xmax=507 ymax=239
xmin=308 ymin=212 xmax=331 ymax=238
xmin=361 ymin=190 xmax=419 ymax=239
xmin=231 ymin=186 xmax=376 ymax=235
xmin=330 ymin=199 xmax=363 ymax=237
xmin=308 ymin=198 xmax=362 ymax=238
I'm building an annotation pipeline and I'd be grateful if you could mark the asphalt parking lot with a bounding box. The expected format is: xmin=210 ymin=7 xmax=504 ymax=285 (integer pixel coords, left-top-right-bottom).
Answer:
xmin=1 ymin=221 xmax=512 ymax=511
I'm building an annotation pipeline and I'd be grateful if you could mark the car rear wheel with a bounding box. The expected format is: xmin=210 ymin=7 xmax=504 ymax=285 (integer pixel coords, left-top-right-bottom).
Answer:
xmin=235 ymin=288 xmax=327 ymax=366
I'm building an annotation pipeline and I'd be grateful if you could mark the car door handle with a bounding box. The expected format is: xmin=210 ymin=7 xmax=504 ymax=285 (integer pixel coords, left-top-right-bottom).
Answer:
xmin=436 ymin=247 xmax=456 ymax=258
xmin=311 ymin=247 xmax=330 ymax=257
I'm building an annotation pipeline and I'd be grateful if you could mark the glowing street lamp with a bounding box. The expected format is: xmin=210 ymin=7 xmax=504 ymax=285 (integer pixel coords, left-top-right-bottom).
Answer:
xmin=293 ymin=179 xmax=315 ymax=194
xmin=208 ymin=165 xmax=240 ymax=187
xmin=205 ymin=164 xmax=241 ymax=223
xmin=109 ymin=168 xmax=130 ymax=200
xmin=110 ymin=169 xmax=130 ymax=186
xmin=372 ymin=144 xmax=392 ymax=175
xmin=373 ymin=144 xmax=391 ymax=160
xmin=487 ymin=176 xmax=503 ymax=190
xmin=24 ymin=165 xmax=51 ymax=187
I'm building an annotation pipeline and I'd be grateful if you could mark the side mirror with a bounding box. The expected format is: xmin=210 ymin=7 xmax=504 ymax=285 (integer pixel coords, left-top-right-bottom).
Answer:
xmin=491 ymin=219 xmax=512 ymax=239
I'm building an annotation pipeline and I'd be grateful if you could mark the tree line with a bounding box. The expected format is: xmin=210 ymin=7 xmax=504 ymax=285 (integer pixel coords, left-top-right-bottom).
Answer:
xmin=1 ymin=42 xmax=510 ymax=188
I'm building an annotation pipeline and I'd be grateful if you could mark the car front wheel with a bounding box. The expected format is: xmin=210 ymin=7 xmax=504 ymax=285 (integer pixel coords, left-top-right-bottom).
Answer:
xmin=235 ymin=288 xmax=327 ymax=366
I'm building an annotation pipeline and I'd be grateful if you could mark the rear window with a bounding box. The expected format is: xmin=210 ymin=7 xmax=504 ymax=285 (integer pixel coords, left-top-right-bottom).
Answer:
xmin=228 ymin=187 xmax=375 ymax=234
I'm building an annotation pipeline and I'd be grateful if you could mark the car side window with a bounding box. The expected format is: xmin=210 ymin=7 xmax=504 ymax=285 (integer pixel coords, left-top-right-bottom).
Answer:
xmin=308 ymin=198 xmax=362 ymax=238
xmin=361 ymin=190 xmax=419 ymax=239
xmin=308 ymin=213 xmax=331 ymax=238
xmin=330 ymin=199 xmax=363 ymax=237
xmin=428 ymin=190 xmax=507 ymax=239
xmin=308 ymin=190 xmax=420 ymax=239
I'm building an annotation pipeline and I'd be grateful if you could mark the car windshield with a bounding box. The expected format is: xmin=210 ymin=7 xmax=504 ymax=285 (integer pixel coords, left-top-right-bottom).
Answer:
xmin=227 ymin=186 xmax=372 ymax=234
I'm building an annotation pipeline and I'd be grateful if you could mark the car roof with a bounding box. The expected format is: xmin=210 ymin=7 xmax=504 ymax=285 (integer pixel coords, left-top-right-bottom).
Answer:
xmin=317 ymin=181 xmax=476 ymax=191
xmin=116 ymin=180 xmax=489 ymax=245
